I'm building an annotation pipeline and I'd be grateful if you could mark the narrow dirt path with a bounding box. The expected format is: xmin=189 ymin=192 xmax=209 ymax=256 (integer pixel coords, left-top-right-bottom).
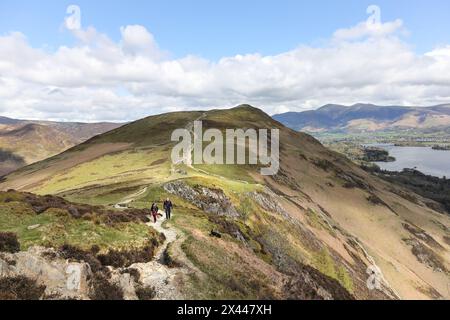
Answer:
xmin=114 ymin=189 xmax=187 ymax=300
xmin=171 ymin=112 xmax=250 ymax=185
xmin=172 ymin=112 xmax=206 ymax=167
xmin=114 ymin=187 xmax=148 ymax=209
xmin=130 ymin=213 xmax=186 ymax=300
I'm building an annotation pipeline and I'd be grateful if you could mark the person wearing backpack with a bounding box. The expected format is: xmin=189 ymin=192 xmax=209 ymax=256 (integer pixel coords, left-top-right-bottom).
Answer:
xmin=150 ymin=202 xmax=159 ymax=223
xmin=163 ymin=198 xmax=173 ymax=220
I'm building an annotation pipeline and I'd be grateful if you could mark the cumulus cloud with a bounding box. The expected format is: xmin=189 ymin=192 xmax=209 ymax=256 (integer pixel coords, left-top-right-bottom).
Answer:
xmin=0 ymin=19 xmax=450 ymax=122
xmin=120 ymin=25 xmax=165 ymax=60
xmin=333 ymin=19 xmax=404 ymax=41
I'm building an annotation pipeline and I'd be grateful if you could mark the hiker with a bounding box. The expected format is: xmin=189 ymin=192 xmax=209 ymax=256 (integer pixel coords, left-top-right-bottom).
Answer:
xmin=163 ymin=198 xmax=173 ymax=220
xmin=151 ymin=202 xmax=159 ymax=223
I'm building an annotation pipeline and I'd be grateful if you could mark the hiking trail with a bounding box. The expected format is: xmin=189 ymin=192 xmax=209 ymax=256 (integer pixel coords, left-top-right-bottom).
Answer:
xmin=171 ymin=112 xmax=250 ymax=185
xmin=114 ymin=187 xmax=148 ymax=209
xmin=114 ymin=188 xmax=188 ymax=300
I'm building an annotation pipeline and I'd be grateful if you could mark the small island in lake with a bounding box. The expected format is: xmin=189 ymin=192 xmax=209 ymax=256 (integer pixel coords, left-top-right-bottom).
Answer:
xmin=362 ymin=147 xmax=396 ymax=162
xmin=432 ymin=145 xmax=450 ymax=151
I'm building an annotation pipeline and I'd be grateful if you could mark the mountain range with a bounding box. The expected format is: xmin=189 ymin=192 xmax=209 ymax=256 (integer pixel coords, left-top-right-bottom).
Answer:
xmin=273 ymin=103 xmax=450 ymax=133
xmin=0 ymin=105 xmax=448 ymax=300
xmin=0 ymin=117 xmax=122 ymax=176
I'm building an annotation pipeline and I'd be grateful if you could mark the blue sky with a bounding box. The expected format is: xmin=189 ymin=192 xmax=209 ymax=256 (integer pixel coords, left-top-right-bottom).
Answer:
xmin=0 ymin=1 xmax=450 ymax=121
xmin=1 ymin=0 xmax=449 ymax=59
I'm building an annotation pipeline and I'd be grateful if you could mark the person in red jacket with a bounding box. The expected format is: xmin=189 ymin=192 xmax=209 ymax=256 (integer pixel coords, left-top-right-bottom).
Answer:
xmin=150 ymin=202 xmax=159 ymax=223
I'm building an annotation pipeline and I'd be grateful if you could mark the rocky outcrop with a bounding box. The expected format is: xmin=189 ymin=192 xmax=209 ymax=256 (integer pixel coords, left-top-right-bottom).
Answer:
xmin=109 ymin=269 xmax=138 ymax=300
xmin=0 ymin=247 xmax=91 ymax=300
xmin=247 ymin=188 xmax=290 ymax=220
xmin=284 ymin=263 xmax=354 ymax=300
xmin=164 ymin=181 xmax=239 ymax=217
xmin=404 ymin=238 xmax=448 ymax=274
xmin=0 ymin=246 xmax=167 ymax=300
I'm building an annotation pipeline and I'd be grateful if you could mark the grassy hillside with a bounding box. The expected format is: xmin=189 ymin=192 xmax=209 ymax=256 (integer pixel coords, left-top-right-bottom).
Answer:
xmin=0 ymin=119 xmax=121 ymax=176
xmin=1 ymin=105 xmax=449 ymax=300
xmin=0 ymin=190 xmax=163 ymax=252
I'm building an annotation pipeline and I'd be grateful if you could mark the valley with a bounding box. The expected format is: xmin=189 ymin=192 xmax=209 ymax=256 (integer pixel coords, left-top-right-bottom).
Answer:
xmin=0 ymin=117 xmax=122 ymax=176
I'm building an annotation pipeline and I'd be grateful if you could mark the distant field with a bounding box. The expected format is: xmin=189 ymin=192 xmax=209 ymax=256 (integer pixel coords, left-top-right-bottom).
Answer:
xmin=314 ymin=130 xmax=450 ymax=145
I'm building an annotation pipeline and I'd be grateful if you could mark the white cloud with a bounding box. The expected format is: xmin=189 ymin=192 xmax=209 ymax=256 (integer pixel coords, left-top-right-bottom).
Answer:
xmin=120 ymin=25 xmax=164 ymax=60
xmin=0 ymin=20 xmax=450 ymax=122
xmin=333 ymin=19 xmax=404 ymax=41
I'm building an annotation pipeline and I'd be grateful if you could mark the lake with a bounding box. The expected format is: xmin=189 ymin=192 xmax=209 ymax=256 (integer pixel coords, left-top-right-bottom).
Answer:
xmin=370 ymin=144 xmax=450 ymax=178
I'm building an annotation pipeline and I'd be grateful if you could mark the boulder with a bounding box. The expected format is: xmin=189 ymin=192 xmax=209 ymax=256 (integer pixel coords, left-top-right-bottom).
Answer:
xmin=110 ymin=270 xmax=138 ymax=300
xmin=0 ymin=246 xmax=91 ymax=300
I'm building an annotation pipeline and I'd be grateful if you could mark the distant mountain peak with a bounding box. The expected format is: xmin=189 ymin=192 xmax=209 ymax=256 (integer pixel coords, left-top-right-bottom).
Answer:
xmin=0 ymin=116 xmax=21 ymax=125
xmin=273 ymin=103 xmax=450 ymax=133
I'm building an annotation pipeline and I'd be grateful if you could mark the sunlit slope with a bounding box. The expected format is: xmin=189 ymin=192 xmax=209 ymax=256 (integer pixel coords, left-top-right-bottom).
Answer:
xmin=0 ymin=111 xmax=204 ymax=193
xmin=0 ymin=119 xmax=121 ymax=176
xmin=1 ymin=105 xmax=449 ymax=299
xmin=0 ymin=107 xmax=274 ymax=194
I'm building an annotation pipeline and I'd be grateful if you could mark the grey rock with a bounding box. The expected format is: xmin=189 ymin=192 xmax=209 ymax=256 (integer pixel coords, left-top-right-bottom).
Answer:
xmin=0 ymin=246 xmax=91 ymax=300
xmin=247 ymin=188 xmax=290 ymax=220
xmin=164 ymin=181 xmax=239 ymax=217
xmin=110 ymin=270 xmax=138 ymax=300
